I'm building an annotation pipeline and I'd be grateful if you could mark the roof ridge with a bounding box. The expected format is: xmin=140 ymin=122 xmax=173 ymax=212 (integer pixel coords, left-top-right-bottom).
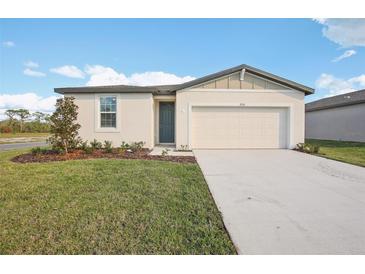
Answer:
xmin=306 ymin=89 xmax=365 ymax=105
xmin=55 ymin=64 xmax=314 ymax=95
xmin=306 ymin=89 xmax=365 ymax=112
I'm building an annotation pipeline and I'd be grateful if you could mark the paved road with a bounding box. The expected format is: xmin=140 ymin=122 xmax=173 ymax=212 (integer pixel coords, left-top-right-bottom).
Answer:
xmin=0 ymin=141 xmax=47 ymax=151
xmin=194 ymin=149 xmax=365 ymax=254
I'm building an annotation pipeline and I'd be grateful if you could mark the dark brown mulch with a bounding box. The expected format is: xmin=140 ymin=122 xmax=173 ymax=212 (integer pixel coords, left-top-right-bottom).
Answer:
xmin=11 ymin=148 xmax=196 ymax=164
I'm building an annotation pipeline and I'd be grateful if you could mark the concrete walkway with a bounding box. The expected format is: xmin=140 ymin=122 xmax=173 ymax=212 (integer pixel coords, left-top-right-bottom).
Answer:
xmin=194 ymin=149 xmax=365 ymax=254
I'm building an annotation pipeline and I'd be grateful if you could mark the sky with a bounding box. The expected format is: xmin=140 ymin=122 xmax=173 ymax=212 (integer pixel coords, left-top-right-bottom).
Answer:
xmin=1 ymin=18 xmax=365 ymax=118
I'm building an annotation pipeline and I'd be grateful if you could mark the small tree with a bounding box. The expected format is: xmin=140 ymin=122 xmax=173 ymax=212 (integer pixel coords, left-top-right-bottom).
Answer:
xmin=32 ymin=111 xmax=46 ymax=123
xmin=5 ymin=109 xmax=18 ymax=128
xmin=48 ymin=97 xmax=81 ymax=154
xmin=5 ymin=109 xmax=17 ymax=121
xmin=32 ymin=111 xmax=49 ymax=132
xmin=14 ymin=109 xmax=30 ymax=132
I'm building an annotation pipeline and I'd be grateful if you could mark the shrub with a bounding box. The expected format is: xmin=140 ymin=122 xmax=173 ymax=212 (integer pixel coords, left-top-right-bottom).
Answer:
xmin=104 ymin=140 xmax=113 ymax=153
xmin=78 ymin=140 xmax=93 ymax=154
xmin=79 ymin=140 xmax=88 ymax=151
xmin=31 ymin=147 xmax=42 ymax=155
xmin=90 ymin=139 xmax=102 ymax=150
xmin=31 ymin=146 xmax=48 ymax=155
xmin=296 ymin=143 xmax=320 ymax=154
xmin=178 ymin=145 xmax=190 ymax=151
xmin=120 ymin=141 xmax=130 ymax=149
xmin=119 ymin=142 xmax=129 ymax=154
xmin=161 ymin=148 xmax=169 ymax=157
xmin=47 ymin=97 xmax=81 ymax=154
xmin=130 ymin=141 xmax=145 ymax=152
xmin=84 ymin=146 xmax=93 ymax=154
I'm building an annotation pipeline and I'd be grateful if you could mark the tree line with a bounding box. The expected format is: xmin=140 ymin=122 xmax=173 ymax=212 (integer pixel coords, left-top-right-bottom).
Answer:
xmin=0 ymin=109 xmax=51 ymax=133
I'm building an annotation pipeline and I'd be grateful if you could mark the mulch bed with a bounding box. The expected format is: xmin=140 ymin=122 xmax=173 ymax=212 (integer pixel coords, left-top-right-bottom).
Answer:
xmin=11 ymin=148 xmax=196 ymax=164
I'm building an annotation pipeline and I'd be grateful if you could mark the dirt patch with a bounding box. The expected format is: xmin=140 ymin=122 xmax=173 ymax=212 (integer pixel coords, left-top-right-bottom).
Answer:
xmin=11 ymin=148 xmax=196 ymax=164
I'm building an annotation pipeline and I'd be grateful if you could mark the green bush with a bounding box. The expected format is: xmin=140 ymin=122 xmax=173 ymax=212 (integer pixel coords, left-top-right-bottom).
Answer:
xmin=31 ymin=147 xmax=42 ymax=155
xmin=296 ymin=143 xmax=320 ymax=154
xmin=161 ymin=148 xmax=169 ymax=157
xmin=84 ymin=146 xmax=93 ymax=154
xmin=120 ymin=141 xmax=130 ymax=150
xmin=79 ymin=140 xmax=88 ymax=151
xmin=130 ymin=141 xmax=145 ymax=152
xmin=52 ymin=147 xmax=65 ymax=154
xmin=31 ymin=147 xmax=48 ymax=155
xmin=104 ymin=140 xmax=113 ymax=153
xmin=78 ymin=140 xmax=93 ymax=154
xmin=90 ymin=139 xmax=102 ymax=150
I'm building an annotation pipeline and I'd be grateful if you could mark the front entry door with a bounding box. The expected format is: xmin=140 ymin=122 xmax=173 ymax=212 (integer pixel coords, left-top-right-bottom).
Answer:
xmin=159 ymin=102 xmax=175 ymax=143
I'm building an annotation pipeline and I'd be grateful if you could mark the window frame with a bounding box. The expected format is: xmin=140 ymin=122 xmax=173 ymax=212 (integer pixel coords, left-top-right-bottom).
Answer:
xmin=94 ymin=94 xmax=120 ymax=133
xmin=100 ymin=96 xmax=117 ymax=128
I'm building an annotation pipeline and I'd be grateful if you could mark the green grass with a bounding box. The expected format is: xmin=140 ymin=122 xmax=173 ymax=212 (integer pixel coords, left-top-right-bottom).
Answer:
xmin=0 ymin=149 xmax=235 ymax=255
xmin=0 ymin=132 xmax=49 ymax=139
xmin=306 ymin=139 xmax=365 ymax=167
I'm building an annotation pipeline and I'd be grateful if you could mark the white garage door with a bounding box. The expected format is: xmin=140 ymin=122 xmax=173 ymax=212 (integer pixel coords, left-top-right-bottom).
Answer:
xmin=191 ymin=106 xmax=288 ymax=149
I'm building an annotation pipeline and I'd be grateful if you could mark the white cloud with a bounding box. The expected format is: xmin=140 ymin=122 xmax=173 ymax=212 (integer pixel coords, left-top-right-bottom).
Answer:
xmin=128 ymin=71 xmax=196 ymax=86
xmin=50 ymin=65 xmax=85 ymax=79
xmin=23 ymin=68 xmax=46 ymax=77
xmin=315 ymin=18 xmax=365 ymax=47
xmin=0 ymin=93 xmax=59 ymax=119
xmin=332 ymin=49 xmax=356 ymax=62
xmin=24 ymin=61 xmax=39 ymax=68
xmin=84 ymin=65 xmax=128 ymax=86
xmin=316 ymin=73 xmax=365 ymax=97
xmin=2 ymin=41 xmax=15 ymax=47
xmin=84 ymin=65 xmax=195 ymax=87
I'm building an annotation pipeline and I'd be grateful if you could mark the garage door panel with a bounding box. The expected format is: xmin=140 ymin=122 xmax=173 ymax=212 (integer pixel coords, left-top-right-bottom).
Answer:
xmin=191 ymin=106 xmax=288 ymax=149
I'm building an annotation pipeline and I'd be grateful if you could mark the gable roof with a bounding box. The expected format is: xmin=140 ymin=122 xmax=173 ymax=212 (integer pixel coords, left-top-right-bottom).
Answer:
xmin=54 ymin=64 xmax=314 ymax=95
xmin=306 ymin=89 xmax=365 ymax=112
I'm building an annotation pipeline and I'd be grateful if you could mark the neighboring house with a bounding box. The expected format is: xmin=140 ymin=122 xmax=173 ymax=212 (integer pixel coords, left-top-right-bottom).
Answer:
xmin=306 ymin=89 xmax=365 ymax=142
xmin=55 ymin=64 xmax=314 ymax=150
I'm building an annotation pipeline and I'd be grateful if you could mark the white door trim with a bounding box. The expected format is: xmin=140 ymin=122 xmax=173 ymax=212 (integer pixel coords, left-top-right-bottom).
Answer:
xmin=187 ymin=103 xmax=294 ymax=149
xmin=155 ymin=100 xmax=176 ymax=145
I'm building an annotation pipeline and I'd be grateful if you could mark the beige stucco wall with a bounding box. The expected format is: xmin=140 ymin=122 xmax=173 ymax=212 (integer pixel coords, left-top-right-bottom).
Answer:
xmin=176 ymin=89 xmax=305 ymax=149
xmin=305 ymin=103 xmax=365 ymax=142
xmin=68 ymin=93 xmax=154 ymax=148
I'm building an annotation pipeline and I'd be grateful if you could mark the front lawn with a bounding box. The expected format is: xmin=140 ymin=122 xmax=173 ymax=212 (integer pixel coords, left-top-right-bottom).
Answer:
xmin=306 ymin=139 xmax=365 ymax=167
xmin=0 ymin=149 xmax=235 ymax=254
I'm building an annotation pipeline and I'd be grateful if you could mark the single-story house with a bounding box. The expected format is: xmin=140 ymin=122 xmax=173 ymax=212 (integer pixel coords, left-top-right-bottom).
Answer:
xmin=55 ymin=64 xmax=314 ymax=150
xmin=305 ymin=89 xmax=365 ymax=142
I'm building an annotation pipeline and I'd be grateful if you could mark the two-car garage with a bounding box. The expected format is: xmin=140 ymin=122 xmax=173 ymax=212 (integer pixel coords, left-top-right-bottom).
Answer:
xmin=191 ymin=106 xmax=289 ymax=149
xmin=174 ymin=66 xmax=311 ymax=150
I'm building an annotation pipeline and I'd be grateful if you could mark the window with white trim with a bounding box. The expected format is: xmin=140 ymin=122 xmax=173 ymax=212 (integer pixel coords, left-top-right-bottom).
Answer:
xmin=100 ymin=96 xmax=117 ymax=128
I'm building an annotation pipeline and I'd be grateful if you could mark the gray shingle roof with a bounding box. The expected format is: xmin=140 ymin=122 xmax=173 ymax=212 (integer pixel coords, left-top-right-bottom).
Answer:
xmin=306 ymin=89 xmax=365 ymax=112
xmin=54 ymin=64 xmax=314 ymax=95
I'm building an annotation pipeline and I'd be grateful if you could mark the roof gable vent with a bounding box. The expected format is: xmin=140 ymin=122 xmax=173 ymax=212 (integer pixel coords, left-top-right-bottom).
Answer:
xmin=239 ymin=68 xmax=246 ymax=81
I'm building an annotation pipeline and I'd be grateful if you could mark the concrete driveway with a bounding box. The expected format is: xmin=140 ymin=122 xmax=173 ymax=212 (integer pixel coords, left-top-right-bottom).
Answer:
xmin=194 ymin=149 xmax=365 ymax=254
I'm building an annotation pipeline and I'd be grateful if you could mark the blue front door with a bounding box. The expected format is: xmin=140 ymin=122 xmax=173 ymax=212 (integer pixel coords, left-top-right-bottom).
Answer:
xmin=159 ymin=102 xmax=175 ymax=143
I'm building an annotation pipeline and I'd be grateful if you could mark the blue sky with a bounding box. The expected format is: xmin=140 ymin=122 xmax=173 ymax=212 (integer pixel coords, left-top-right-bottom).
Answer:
xmin=1 ymin=19 xmax=365 ymax=116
